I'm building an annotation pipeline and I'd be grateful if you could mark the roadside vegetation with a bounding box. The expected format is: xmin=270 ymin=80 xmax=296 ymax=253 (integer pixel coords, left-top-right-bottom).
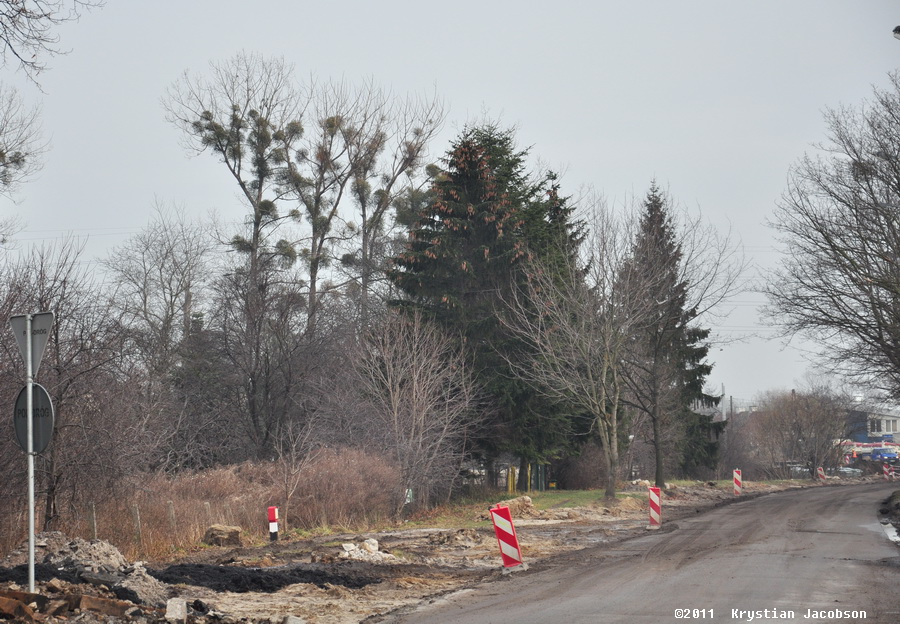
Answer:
xmin=3 ymin=44 xmax=900 ymax=568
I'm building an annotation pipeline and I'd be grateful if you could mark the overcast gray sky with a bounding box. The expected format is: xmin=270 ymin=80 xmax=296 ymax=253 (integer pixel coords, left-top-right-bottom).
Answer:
xmin=2 ymin=1 xmax=899 ymax=403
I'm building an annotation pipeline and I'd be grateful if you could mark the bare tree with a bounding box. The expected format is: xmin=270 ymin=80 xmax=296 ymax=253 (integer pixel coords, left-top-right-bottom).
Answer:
xmin=104 ymin=203 xmax=215 ymax=382
xmin=500 ymin=197 xmax=657 ymax=499
xmin=281 ymin=80 xmax=445 ymax=334
xmin=165 ymin=53 xmax=309 ymax=458
xmin=339 ymin=88 xmax=445 ymax=329
xmin=0 ymin=237 xmax=130 ymax=529
xmin=744 ymin=380 xmax=850 ymax=479
xmin=0 ymin=83 xmax=44 ymax=196
xmin=272 ymin=418 xmax=322 ymax=532
xmin=768 ymin=70 xmax=900 ymax=396
xmin=353 ymin=310 xmax=480 ymax=511
xmin=0 ymin=0 xmax=103 ymax=80
xmin=167 ymin=57 xmax=445 ymax=338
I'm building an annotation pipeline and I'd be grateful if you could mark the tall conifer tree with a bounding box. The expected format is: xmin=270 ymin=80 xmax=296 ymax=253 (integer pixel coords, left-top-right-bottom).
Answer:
xmin=622 ymin=183 xmax=722 ymax=486
xmin=390 ymin=125 xmax=585 ymax=474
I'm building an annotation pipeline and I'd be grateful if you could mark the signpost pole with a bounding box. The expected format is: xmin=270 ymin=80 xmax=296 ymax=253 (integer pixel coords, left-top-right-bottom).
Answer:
xmin=25 ymin=313 xmax=34 ymax=593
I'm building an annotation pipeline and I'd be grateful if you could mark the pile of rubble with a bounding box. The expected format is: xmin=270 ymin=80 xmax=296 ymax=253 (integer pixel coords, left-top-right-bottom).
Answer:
xmin=0 ymin=532 xmax=183 ymax=622
xmin=0 ymin=584 xmax=157 ymax=621
xmin=339 ymin=538 xmax=398 ymax=563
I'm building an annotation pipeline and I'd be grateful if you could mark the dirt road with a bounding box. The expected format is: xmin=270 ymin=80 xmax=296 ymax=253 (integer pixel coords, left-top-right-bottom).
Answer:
xmin=382 ymin=482 xmax=900 ymax=624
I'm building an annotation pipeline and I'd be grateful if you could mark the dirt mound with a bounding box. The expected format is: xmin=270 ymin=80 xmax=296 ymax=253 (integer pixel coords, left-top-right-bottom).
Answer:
xmin=480 ymin=495 xmax=540 ymax=520
xmin=427 ymin=529 xmax=485 ymax=547
xmin=616 ymin=496 xmax=645 ymax=511
xmin=150 ymin=562 xmax=382 ymax=593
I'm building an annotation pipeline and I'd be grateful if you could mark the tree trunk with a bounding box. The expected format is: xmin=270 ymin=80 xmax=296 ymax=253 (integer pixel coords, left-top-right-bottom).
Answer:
xmin=517 ymin=456 xmax=529 ymax=491
xmin=652 ymin=406 xmax=665 ymax=488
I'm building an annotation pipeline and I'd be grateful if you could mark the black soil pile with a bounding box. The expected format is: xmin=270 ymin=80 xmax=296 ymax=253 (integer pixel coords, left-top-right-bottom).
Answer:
xmin=881 ymin=490 xmax=900 ymax=530
xmin=149 ymin=562 xmax=381 ymax=593
xmin=0 ymin=564 xmax=79 ymax=584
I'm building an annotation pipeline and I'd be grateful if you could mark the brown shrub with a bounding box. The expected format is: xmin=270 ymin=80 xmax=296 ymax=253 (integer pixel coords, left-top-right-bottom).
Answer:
xmin=287 ymin=447 xmax=402 ymax=530
xmin=0 ymin=448 xmax=403 ymax=562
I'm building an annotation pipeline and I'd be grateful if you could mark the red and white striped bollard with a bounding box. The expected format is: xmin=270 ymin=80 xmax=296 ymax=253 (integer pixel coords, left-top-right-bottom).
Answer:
xmin=268 ymin=505 xmax=279 ymax=541
xmin=489 ymin=504 xmax=524 ymax=569
xmin=648 ymin=487 xmax=661 ymax=529
xmin=816 ymin=466 xmax=826 ymax=483
xmin=733 ymin=469 xmax=742 ymax=496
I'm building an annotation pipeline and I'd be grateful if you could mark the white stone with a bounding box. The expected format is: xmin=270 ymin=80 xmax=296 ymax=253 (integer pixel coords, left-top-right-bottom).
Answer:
xmin=165 ymin=598 xmax=187 ymax=624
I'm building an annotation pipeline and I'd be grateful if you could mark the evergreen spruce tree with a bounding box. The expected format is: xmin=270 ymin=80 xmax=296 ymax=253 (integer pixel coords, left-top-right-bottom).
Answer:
xmin=622 ymin=182 xmax=722 ymax=486
xmin=390 ymin=125 xmax=585 ymax=478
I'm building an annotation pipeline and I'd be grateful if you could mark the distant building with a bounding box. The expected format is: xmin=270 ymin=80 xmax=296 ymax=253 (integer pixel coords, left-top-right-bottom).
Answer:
xmin=847 ymin=404 xmax=900 ymax=443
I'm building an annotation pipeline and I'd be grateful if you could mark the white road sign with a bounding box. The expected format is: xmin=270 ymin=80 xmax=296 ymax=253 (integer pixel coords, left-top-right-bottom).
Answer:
xmin=9 ymin=312 xmax=54 ymax=375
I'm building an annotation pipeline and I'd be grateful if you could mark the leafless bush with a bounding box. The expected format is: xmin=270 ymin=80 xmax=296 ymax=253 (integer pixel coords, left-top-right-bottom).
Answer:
xmin=352 ymin=311 xmax=481 ymax=511
xmin=288 ymin=447 xmax=401 ymax=529
xmin=551 ymin=441 xmax=608 ymax=490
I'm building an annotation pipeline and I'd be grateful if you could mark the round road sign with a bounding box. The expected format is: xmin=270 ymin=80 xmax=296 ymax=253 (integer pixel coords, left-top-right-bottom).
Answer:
xmin=13 ymin=384 xmax=55 ymax=454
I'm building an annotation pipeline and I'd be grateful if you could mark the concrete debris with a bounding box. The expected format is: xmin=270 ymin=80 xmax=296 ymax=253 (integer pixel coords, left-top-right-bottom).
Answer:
xmin=116 ymin=561 xmax=171 ymax=607
xmin=165 ymin=597 xmax=188 ymax=623
xmin=339 ymin=539 xmax=398 ymax=563
xmin=46 ymin=536 xmax=129 ymax=573
xmin=202 ymin=524 xmax=243 ymax=547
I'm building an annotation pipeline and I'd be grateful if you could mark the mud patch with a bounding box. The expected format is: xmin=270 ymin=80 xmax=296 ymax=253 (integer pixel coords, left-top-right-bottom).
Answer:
xmin=150 ymin=562 xmax=381 ymax=593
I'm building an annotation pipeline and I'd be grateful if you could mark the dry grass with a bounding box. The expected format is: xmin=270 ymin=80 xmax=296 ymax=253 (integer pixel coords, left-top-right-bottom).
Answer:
xmin=1 ymin=448 xmax=404 ymax=562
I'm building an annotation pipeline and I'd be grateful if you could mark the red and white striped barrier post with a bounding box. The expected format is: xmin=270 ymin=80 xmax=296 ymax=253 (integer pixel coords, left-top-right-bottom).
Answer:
xmin=884 ymin=464 xmax=893 ymax=481
xmin=267 ymin=506 xmax=279 ymax=541
xmin=489 ymin=504 xmax=524 ymax=569
xmin=733 ymin=469 xmax=742 ymax=496
xmin=817 ymin=466 xmax=826 ymax=483
xmin=648 ymin=487 xmax=661 ymax=529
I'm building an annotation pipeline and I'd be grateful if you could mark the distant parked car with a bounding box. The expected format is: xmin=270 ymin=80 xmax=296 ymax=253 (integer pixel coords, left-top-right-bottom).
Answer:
xmin=837 ymin=467 xmax=863 ymax=477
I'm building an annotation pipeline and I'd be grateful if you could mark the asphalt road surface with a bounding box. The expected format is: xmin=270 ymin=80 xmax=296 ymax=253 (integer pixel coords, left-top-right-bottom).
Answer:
xmin=385 ymin=482 xmax=900 ymax=624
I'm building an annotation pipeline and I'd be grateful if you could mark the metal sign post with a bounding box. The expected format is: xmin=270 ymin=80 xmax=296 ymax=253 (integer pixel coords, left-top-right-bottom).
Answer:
xmin=9 ymin=311 xmax=54 ymax=594
xmin=25 ymin=314 xmax=35 ymax=593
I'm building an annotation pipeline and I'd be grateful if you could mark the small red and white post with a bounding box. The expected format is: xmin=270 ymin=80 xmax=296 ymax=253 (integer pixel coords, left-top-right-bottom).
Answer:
xmin=816 ymin=466 xmax=826 ymax=483
xmin=733 ymin=469 xmax=742 ymax=496
xmin=884 ymin=464 xmax=893 ymax=481
xmin=648 ymin=487 xmax=661 ymax=529
xmin=489 ymin=504 xmax=524 ymax=570
xmin=267 ymin=505 xmax=279 ymax=542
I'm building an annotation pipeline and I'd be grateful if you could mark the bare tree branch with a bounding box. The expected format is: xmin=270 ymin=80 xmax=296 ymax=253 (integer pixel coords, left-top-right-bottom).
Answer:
xmin=0 ymin=1 xmax=103 ymax=81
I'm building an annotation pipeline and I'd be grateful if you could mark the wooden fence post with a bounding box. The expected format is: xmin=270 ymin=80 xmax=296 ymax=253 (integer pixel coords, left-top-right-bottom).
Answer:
xmin=167 ymin=501 xmax=177 ymax=538
xmin=89 ymin=502 xmax=97 ymax=540
xmin=131 ymin=504 xmax=143 ymax=550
